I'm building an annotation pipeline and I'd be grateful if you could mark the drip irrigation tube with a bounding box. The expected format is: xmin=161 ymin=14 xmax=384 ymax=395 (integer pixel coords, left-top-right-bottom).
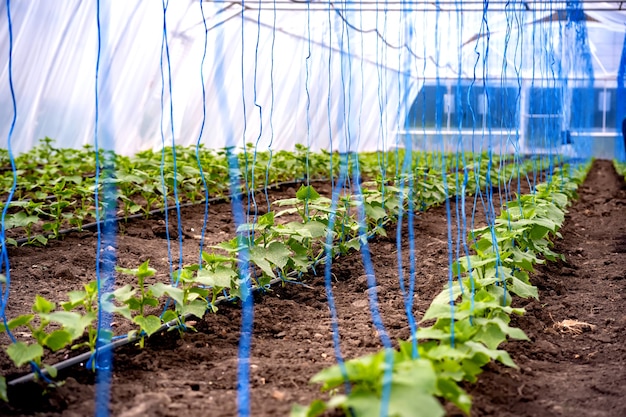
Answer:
xmin=7 ymin=198 xmax=383 ymax=387
xmin=7 ymin=275 xmax=288 ymax=386
xmin=10 ymin=178 xmax=329 ymax=246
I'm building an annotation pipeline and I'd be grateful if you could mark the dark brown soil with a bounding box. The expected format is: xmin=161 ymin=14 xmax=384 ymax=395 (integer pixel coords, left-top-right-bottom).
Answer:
xmin=0 ymin=160 xmax=624 ymax=416
xmin=461 ymin=160 xmax=626 ymax=417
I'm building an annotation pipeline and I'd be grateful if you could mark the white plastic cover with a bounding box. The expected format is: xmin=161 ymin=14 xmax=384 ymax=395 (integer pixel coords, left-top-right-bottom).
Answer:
xmin=0 ymin=1 xmax=624 ymax=155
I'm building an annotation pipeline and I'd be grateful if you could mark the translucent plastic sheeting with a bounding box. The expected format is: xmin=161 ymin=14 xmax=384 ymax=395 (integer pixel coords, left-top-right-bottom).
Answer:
xmin=0 ymin=1 xmax=550 ymax=154
xmin=0 ymin=1 xmax=421 ymax=154
xmin=0 ymin=1 xmax=624 ymax=156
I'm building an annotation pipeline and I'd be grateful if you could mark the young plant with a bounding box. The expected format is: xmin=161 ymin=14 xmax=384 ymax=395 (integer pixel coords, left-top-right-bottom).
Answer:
xmin=0 ymin=294 xmax=93 ymax=371
xmin=113 ymin=260 xmax=161 ymax=348
xmin=4 ymin=211 xmax=41 ymax=245
xmin=60 ymin=281 xmax=100 ymax=352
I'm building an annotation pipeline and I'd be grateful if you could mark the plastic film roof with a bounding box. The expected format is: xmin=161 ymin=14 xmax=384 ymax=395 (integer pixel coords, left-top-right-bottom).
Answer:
xmin=0 ymin=1 xmax=624 ymax=154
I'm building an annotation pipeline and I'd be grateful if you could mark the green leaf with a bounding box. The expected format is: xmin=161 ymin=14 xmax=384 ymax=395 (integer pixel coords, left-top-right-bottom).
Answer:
xmin=0 ymin=314 xmax=34 ymax=332
xmin=34 ymin=235 xmax=48 ymax=245
xmin=364 ymin=203 xmax=388 ymax=222
xmin=116 ymin=260 xmax=155 ymax=279
xmin=507 ymin=275 xmax=539 ymax=299
xmin=150 ymin=283 xmax=184 ymax=306
xmin=44 ymin=330 xmax=73 ymax=351
xmin=249 ymin=246 xmax=276 ymax=278
xmin=6 ymin=342 xmax=43 ymax=367
xmin=32 ymin=295 xmax=55 ymax=314
xmin=201 ymin=252 xmax=235 ymax=265
xmin=425 ymin=344 xmax=471 ymax=362
xmin=112 ymin=284 xmax=136 ymax=303
xmin=264 ymin=241 xmax=291 ymax=270
xmin=5 ymin=212 xmax=40 ymax=229
xmin=298 ymin=221 xmax=328 ymax=239
xmin=180 ymin=299 xmax=207 ymax=319
xmin=387 ymin=383 xmax=445 ymax=417
xmin=415 ymin=326 xmax=451 ymax=341
xmin=67 ymin=290 xmax=88 ymax=304
xmin=311 ymin=351 xmax=385 ymax=390
xmin=464 ymin=341 xmax=517 ymax=368
xmin=290 ymin=400 xmax=326 ymax=417
xmin=258 ymin=212 xmax=275 ymax=227
xmin=43 ymin=364 xmax=58 ymax=379
xmin=437 ymin=377 xmax=472 ymax=415
xmin=161 ymin=310 xmax=180 ymax=324
xmin=342 ymin=390 xmax=380 ymax=417
xmin=472 ymin=322 xmax=507 ymax=350
xmin=45 ymin=311 xmax=95 ymax=339
xmin=296 ymin=185 xmax=320 ymax=201
xmin=65 ymin=175 xmax=83 ymax=184
xmin=133 ymin=315 xmax=162 ymax=337
xmin=477 ymin=317 xmax=529 ymax=342
xmin=392 ymin=358 xmax=438 ymax=393
xmin=105 ymin=304 xmax=132 ymax=321
xmin=61 ymin=290 xmax=88 ymax=310
xmin=195 ymin=266 xmax=236 ymax=288
xmin=421 ymin=283 xmax=462 ymax=321
xmin=0 ymin=375 xmax=7 ymax=402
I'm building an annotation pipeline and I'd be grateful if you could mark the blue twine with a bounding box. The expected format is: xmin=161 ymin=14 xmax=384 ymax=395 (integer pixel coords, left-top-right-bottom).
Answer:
xmin=161 ymin=0 xmax=184 ymax=282
xmin=93 ymin=1 xmax=117 ymax=415
xmin=196 ymin=0 xmax=211 ymax=266
xmin=158 ymin=0 xmax=175 ymax=284
xmin=248 ymin=0 xmax=265 ymax=231
xmin=395 ymin=139 xmax=418 ymax=358
xmin=0 ymin=0 xmax=18 ymax=345
xmin=0 ymin=3 xmax=53 ymax=391
xmin=261 ymin=0 xmax=277 ymax=216
xmin=229 ymin=151 xmax=254 ymax=417
xmin=322 ymin=163 xmax=350 ymax=396
xmin=231 ymin=6 xmax=253 ymax=415
xmin=441 ymin=145 xmax=457 ymax=348
xmin=352 ymin=156 xmax=394 ymax=417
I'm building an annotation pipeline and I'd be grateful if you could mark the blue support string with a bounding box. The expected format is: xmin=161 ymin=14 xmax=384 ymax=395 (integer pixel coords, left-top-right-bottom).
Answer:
xmin=159 ymin=0 xmax=175 ymax=283
xmin=234 ymin=6 xmax=253 ymax=415
xmin=93 ymin=1 xmax=116 ymax=415
xmin=322 ymin=157 xmax=350 ymax=395
xmin=160 ymin=0 xmax=184 ymax=283
xmin=351 ymin=155 xmax=394 ymax=417
xmin=196 ymin=0 xmax=211 ymax=265
xmin=264 ymin=0 xmax=277 ymax=214
xmin=0 ymin=0 xmax=20 ymax=353
xmin=190 ymin=4 xmax=258 ymax=414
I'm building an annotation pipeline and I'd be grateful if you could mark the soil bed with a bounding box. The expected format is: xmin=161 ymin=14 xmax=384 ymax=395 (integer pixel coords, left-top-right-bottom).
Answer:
xmin=460 ymin=159 xmax=626 ymax=417
xmin=0 ymin=161 xmax=623 ymax=416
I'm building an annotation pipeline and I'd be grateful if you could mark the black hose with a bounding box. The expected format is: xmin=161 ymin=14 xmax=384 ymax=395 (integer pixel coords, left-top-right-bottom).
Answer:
xmin=7 ymin=275 xmax=287 ymax=386
xmin=12 ymin=178 xmax=328 ymax=246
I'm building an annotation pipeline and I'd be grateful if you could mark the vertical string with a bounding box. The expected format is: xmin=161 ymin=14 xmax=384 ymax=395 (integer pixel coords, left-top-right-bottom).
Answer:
xmin=322 ymin=3 xmax=349 ymax=396
xmin=0 ymin=0 xmax=20 ymax=351
xmin=237 ymin=4 xmax=253 ymax=416
xmin=264 ymin=0 xmax=276 ymax=214
xmin=159 ymin=0 xmax=175 ymax=282
xmin=160 ymin=0 xmax=184 ymax=282
xmin=93 ymin=1 xmax=116 ymax=415
xmin=196 ymin=0 xmax=210 ymax=265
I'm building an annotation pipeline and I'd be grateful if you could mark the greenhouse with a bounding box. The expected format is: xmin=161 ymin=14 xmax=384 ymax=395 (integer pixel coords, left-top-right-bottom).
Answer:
xmin=0 ymin=1 xmax=625 ymax=416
